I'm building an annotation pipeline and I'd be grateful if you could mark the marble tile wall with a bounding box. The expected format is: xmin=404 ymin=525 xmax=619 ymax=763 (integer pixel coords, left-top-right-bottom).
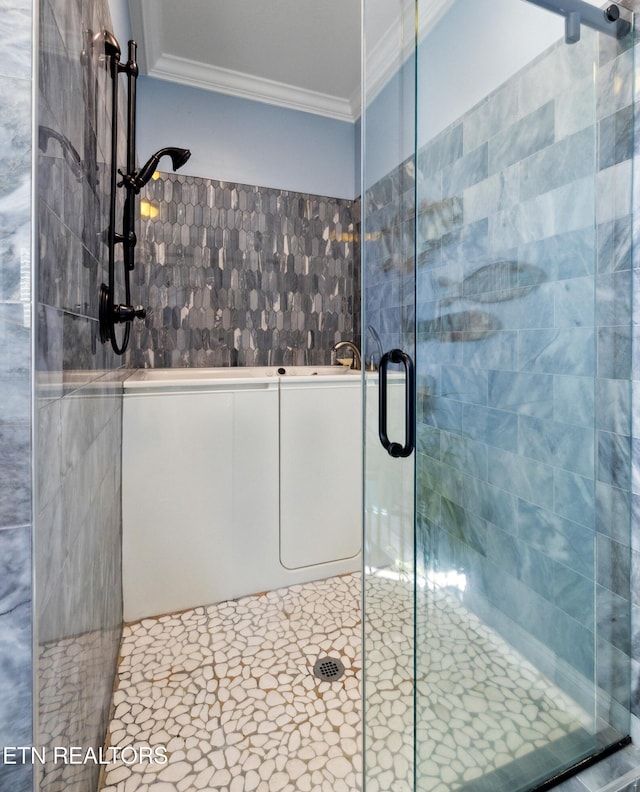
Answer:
xmin=128 ymin=173 xmax=360 ymax=368
xmin=0 ymin=1 xmax=33 ymax=791
xmin=363 ymin=14 xmax=638 ymax=746
xmin=35 ymin=0 xmax=127 ymax=789
xmin=629 ymin=0 xmax=640 ymax=748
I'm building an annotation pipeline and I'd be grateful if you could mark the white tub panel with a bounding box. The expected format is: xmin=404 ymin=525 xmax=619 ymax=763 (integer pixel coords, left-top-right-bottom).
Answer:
xmin=123 ymin=390 xmax=235 ymax=621
xmin=280 ymin=379 xmax=362 ymax=569
xmin=229 ymin=387 xmax=280 ymax=598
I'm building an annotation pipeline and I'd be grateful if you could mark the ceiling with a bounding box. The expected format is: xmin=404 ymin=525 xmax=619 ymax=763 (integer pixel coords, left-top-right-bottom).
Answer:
xmin=129 ymin=0 xmax=362 ymax=122
xmin=128 ymin=0 xmax=453 ymax=123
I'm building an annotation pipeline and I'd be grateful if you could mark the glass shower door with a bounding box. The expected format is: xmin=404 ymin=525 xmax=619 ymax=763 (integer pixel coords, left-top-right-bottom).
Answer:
xmin=362 ymin=0 xmax=417 ymax=788
xmin=362 ymin=0 xmax=634 ymax=790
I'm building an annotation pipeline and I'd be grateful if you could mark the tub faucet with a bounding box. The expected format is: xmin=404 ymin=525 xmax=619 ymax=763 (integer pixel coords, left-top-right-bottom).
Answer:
xmin=285 ymin=345 xmax=298 ymax=365
xmin=366 ymin=325 xmax=384 ymax=370
xmin=332 ymin=341 xmax=361 ymax=370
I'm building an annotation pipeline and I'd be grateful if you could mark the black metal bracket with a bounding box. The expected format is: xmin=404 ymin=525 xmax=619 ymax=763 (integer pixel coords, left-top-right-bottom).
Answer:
xmin=523 ymin=0 xmax=631 ymax=44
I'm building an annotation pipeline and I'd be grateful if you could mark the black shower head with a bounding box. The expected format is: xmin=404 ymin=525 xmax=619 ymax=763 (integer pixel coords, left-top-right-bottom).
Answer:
xmin=168 ymin=147 xmax=191 ymax=171
xmin=38 ymin=125 xmax=96 ymax=185
xmin=130 ymin=147 xmax=192 ymax=193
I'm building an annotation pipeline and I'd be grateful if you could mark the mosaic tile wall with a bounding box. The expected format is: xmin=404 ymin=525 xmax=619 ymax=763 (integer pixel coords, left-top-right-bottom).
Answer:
xmin=363 ymin=16 xmax=637 ymax=742
xmin=34 ymin=0 xmax=127 ymax=789
xmin=0 ymin=2 xmax=33 ymax=791
xmin=128 ymin=173 xmax=360 ymax=368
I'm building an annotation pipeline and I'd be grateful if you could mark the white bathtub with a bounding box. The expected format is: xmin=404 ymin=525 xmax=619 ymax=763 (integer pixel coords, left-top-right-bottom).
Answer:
xmin=122 ymin=366 xmax=362 ymax=620
xmin=123 ymin=365 xmax=355 ymax=388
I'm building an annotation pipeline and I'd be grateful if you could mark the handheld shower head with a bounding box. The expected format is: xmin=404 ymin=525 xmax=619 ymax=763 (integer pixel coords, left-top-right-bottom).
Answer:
xmin=168 ymin=147 xmax=191 ymax=171
xmin=127 ymin=147 xmax=191 ymax=193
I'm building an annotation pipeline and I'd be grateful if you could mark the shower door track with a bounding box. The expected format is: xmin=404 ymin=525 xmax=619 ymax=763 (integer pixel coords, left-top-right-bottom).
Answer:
xmin=523 ymin=0 xmax=630 ymax=42
xmin=534 ymin=737 xmax=632 ymax=791
xmin=447 ymin=734 xmax=631 ymax=791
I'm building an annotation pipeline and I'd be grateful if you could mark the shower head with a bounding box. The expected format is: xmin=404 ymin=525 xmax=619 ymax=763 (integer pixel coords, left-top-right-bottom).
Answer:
xmin=128 ymin=147 xmax=191 ymax=194
xmin=39 ymin=125 xmax=99 ymax=187
xmin=39 ymin=126 xmax=83 ymax=175
xmin=167 ymin=147 xmax=191 ymax=171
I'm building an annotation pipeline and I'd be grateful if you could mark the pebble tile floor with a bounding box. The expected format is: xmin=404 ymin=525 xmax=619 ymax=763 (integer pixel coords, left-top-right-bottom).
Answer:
xmin=365 ymin=571 xmax=592 ymax=791
xmin=99 ymin=572 xmax=593 ymax=792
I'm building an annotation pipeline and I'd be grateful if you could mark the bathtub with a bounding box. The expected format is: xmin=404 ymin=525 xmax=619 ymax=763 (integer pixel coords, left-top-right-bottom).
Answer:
xmin=122 ymin=366 xmax=362 ymax=620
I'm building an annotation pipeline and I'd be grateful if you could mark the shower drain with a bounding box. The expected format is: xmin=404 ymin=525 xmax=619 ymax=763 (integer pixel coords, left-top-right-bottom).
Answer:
xmin=313 ymin=656 xmax=345 ymax=682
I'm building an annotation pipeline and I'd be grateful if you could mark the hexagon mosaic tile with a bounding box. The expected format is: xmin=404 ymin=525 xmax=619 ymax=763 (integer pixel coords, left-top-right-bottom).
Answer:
xmin=128 ymin=174 xmax=360 ymax=369
xmin=97 ymin=572 xmax=593 ymax=792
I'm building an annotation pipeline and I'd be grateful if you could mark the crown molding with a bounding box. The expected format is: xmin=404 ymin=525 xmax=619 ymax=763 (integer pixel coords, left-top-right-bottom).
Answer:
xmin=418 ymin=0 xmax=454 ymax=45
xmin=148 ymin=53 xmax=357 ymax=122
xmin=364 ymin=0 xmax=454 ymax=106
xmin=128 ymin=0 xmax=162 ymax=74
xmin=350 ymin=82 xmax=362 ymax=121
xmin=364 ymin=22 xmax=409 ymax=107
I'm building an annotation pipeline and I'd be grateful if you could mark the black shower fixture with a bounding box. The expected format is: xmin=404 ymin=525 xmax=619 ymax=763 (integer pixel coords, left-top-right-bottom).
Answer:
xmin=98 ymin=34 xmax=191 ymax=355
xmin=123 ymin=147 xmax=192 ymax=194
xmin=38 ymin=126 xmax=97 ymax=187
xmin=523 ymin=0 xmax=631 ymax=44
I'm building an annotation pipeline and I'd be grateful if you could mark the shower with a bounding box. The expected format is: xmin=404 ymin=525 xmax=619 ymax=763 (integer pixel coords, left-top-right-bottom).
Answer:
xmin=20 ymin=0 xmax=640 ymax=790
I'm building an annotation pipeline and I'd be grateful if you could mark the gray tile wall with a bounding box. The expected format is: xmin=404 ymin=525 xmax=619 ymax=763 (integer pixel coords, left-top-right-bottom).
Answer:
xmin=630 ymin=0 xmax=640 ymax=750
xmin=364 ymin=13 xmax=638 ymax=751
xmin=0 ymin=1 xmax=33 ymax=790
xmin=128 ymin=173 xmax=360 ymax=368
xmin=424 ymin=28 xmax=633 ymax=727
xmin=35 ymin=0 xmax=126 ymax=789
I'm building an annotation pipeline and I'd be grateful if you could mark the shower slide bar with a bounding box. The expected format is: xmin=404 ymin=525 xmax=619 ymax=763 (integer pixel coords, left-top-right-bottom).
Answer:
xmin=523 ymin=0 xmax=631 ymax=43
xmin=94 ymin=31 xmax=190 ymax=355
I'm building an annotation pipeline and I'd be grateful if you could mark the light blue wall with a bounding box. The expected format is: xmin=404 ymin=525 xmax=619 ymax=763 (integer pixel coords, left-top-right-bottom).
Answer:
xmin=362 ymin=55 xmax=415 ymax=190
xmin=108 ymin=0 xmax=131 ymax=46
xmin=136 ymin=76 xmax=359 ymax=199
xmin=417 ymin=0 xmax=562 ymax=146
xmin=363 ymin=0 xmax=562 ymax=190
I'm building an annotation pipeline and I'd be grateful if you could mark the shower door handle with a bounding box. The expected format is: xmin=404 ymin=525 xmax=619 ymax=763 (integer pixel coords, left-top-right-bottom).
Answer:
xmin=378 ymin=348 xmax=415 ymax=458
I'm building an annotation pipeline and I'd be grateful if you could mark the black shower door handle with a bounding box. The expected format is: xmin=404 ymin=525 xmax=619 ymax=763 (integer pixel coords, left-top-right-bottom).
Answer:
xmin=378 ymin=348 xmax=415 ymax=458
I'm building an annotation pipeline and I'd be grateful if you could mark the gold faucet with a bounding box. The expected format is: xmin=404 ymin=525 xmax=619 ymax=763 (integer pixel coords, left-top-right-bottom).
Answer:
xmin=332 ymin=341 xmax=361 ymax=370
